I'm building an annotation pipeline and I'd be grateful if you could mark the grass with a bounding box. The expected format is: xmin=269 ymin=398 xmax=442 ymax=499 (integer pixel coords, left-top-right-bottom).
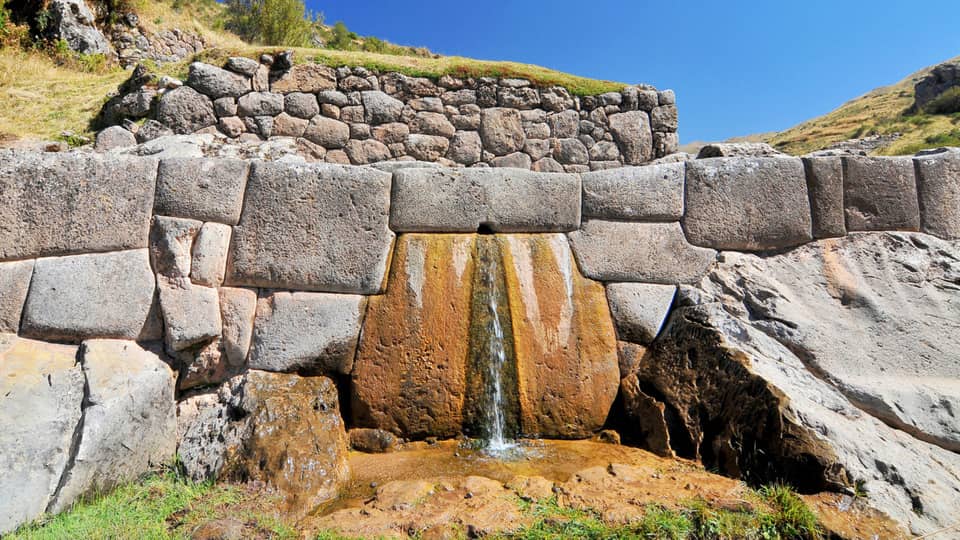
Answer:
xmin=765 ymin=54 xmax=960 ymax=156
xmin=500 ymin=485 xmax=823 ymax=540
xmin=9 ymin=472 xmax=297 ymax=540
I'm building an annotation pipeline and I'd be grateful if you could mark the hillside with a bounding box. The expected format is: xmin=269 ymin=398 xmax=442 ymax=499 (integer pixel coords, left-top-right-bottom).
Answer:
xmin=764 ymin=55 xmax=960 ymax=155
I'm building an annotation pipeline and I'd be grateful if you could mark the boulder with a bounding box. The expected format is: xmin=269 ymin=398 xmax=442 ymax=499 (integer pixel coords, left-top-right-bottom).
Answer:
xmin=498 ymin=87 xmax=540 ymax=109
xmin=237 ymin=91 xmax=284 ymax=117
xmin=271 ymin=112 xmax=308 ymax=138
xmin=156 ymin=86 xmax=217 ymax=134
xmin=149 ymin=216 xmax=201 ymax=279
xmin=608 ymin=111 xmax=653 ymax=165
xmin=480 ymin=108 xmax=525 ymax=155
xmin=348 ymin=428 xmax=400 ymax=453
xmin=218 ymin=288 xmax=257 ymax=367
xmin=136 ymin=119 xmax=174 ymax=143
xmin=157 ymin=277 xmax=222 ymax=352
xmin=404 ymin=134 xmax=450 ymax=162
xmin=0 ymin=336 xmax=84 ymax=534
xmin=270 ymin=64 xmax=337 ymax=93
xmin=21 ymin=250 xmax=156 ymax=342
xmin=490 ymin=152 xmax=532 ymax=169
xmin=284 ymin=92 xmax=320 ymax=119
xmin=225 ymin=57 xmax=259 ymax=77
xmin=568 ymin=220 xmax=716 ymax=284
xmin=411 ymin=111 xmax=455 ymax=137
xmin=842 ymin=157 xmax=920 ymax=232
xmin=546 ymin=110 xmax=579 ymax=138
xmin=345 ymin=138 xmax=391 ymax=164
xmin=447 ymin=130 xmax=482 ymax=164
xmin=626 ymin=232 xmax=960 ymax=535
xmin=176 ymin=388 xmax=240 ymax=482
xmin=683 ymin=157 xmax=813 ymax=250
xmin=802 ymin=156 xmax=846 ymax=238
xmin=0 ymin=150 xmax=157 ymax=260
xmin=362 ymin=91 xmax=404 ymax=124
xmin=390 ymin=167 xmax=580 ymax=233
xmin=500 ymin=235 xmax=620 ymax=438
xmin=582 ymin=163 xmax=684 ymax=220
xmin=190 ymin=222 xmax=232 ymax=287
xmin=552 ymin=138 xmax=589 ymax=165
xmin=45 ymin=0 xmax=113 ymax=55
xmin=303 ymin=116 xmax=350 ymax=149
xmin=371 ymin=122 xmax=410 ymax=145
xmin=650 ymin=105 xmax=678 ymax=131
xmin=353 ymin=235 xmax=475 ymax=438
xmin=914 ymin=153 xmax=960 ymax=239
xmin=248 ymin=291 xmax=365 ymax=374
xmin=695 ymin=142 xmax=784 ymax=158
xmin=0 ymin=260 xmax=34 ymax=333
xmin=95 ymin=126 xmax=136 ymax=151
xmin=605 ymin=283 xmax=676 ymax=344
xmin=154 ymin=158 xmax=250 ymax=225
xmin=227 ymin=161 xmax=394 ymax=294
xmin=49 ymin=340 xmax=176 ymax=513
xmin=225 ymin=371 xmax=349 ymax=515
xmin=186 ymin=62 xmax=250 ymax=99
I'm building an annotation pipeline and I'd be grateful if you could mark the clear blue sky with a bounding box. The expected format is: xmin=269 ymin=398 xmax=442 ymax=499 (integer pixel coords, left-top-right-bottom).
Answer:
xmin=306 ymin=0 xmax=960 ymax=143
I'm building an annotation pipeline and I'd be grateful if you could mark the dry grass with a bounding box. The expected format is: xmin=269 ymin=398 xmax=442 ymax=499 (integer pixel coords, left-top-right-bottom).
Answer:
xmin=0 ymin=49 xmax=128 ymax=141
xmin=131 ymin=0 xmax=247 ymax=49
xmin=766 ymin=55 xmax=960 ymax=155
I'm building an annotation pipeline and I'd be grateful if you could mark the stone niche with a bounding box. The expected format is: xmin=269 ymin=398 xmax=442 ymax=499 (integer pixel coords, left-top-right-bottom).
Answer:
xmin=351 ymin=233 xmax=620 ymax=440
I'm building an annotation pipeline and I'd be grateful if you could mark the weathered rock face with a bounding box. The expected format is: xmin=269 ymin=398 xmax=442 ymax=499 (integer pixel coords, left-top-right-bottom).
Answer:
xmin=46 ymin=0 xmax=113 ymax=56
xmin=500 ymin=235 xmax=619 ymax=438
xmin=621 ymin=232 xmax=960 ymax=535
xmin=353 ymin=234 xmax=475 ymax=438
xmin=223 ymin=371 xmax=349 ymax=516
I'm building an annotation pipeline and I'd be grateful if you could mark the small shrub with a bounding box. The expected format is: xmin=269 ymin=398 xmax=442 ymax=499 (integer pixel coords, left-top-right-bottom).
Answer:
xmin=327 ymin=20 xmax=354 ymax=50
xmin=225 ymin=0 xmax=318 ymax=47
xmin=924 ymin=87 xmax=960 ymax=115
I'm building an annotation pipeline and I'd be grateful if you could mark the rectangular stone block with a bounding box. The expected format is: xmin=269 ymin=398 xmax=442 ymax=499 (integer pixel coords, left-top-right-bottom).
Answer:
xmin=20 ymin=250 xmax=156 ymax=342
xmin=842 ymin=156 xmax=920 ymax=232
xmin=191 ymin=222 xmax=232 ymax=287
xmin=0 ymin=259 xmax=33 ymax=333
xmin=155 ymin=158 xmax=250 ymax=225
xmin=802 ymin=156 xmax=846 ymax=238
xmin=0 ymin=150 xmax=157 ymax=261
xmin=248 ymin=291 xmax=365 ymax=375
xmin=683 ymin=157 xmax=813 ymax=250
xmin=219 ymin=287 xmax=257 ymax=367
xmin=582 ymin=163 xmax=684 ymax=220
xmin=390 ymin=167 xmax=581 ymax=232
xmin=568 ymin=220 xmax=716 ymax=284
xmin=915 ymin=153 xmax=960 ymax=240
xmin=227 ymin=162 xmax=394 ymax=294
xmin=157 ymin=277 xmax=222 ymax=352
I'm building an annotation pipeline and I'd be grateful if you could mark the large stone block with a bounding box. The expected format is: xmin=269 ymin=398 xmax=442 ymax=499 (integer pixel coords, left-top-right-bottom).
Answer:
xmin=186 ymin=62 xmax=250 ymax=99
xmin=50 ymin=340 xmax=176 ymax=513
xmin=605 ymin=283 xmax=677 ymax=344
xmin=568 ymin=220 xmax=716 ymax=284
xmin=390 ymin=167 xmax=581 ymax=233
xmin=0 ymin=259 xmax=34 ymax=333
xmin=248 ymin=291 xmax=365 ymax=374
xmin=157 ymin=277 xmax=222 ymax=352
xmin=683 ymin=157 xmax=813 ymax=250
xmin=608 ymin=111 xmax=653 ymax=165
xmin=270 ymin=64 xmax=337 ymax=94
xmin=0 ymin=336 xmax=83 ymax=534
xmin=227 ymin=162 xmax=394 ymax=294
xmin=802 ymin=156 xmax=846 ymax=238
xmin=480 ymin=108 xmax=525 ymax=155
xmin=21 ymin=250 xmax=156 ymax=342
xmin=582 ymin=163 xmax=684 ymax=220
xmin=842 ymin=156 xmax=920 ymax=232
xmin=0 ymin=151 xmax=157 ymax=261
xmin=915 ymin=153 xmax=960 ymax=239
xmin=155 ymin=158 xmax=250 ymax=225
xmin=191 ymin=222 xmax=232 ymax=287
xmin=149 ymin=216 xmax=201 ymax=279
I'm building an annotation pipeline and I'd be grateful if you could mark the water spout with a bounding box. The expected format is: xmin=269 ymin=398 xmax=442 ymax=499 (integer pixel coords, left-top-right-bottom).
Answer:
xmin=483 ymin=249 xmax=511 ymax=453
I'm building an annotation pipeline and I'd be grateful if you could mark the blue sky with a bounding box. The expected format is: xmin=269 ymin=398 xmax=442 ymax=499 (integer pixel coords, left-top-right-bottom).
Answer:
xmin=307 ymin=0 xmax=960 ymax=143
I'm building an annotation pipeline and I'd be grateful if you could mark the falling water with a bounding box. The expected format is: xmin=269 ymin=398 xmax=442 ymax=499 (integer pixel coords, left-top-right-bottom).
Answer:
xmin=482 ymin=249 xmax=512 ymax=453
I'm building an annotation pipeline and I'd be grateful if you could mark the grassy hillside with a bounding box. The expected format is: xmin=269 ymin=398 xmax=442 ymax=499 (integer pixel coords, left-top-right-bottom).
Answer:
xmin=766 ymin=55 xmax=960 ymax=156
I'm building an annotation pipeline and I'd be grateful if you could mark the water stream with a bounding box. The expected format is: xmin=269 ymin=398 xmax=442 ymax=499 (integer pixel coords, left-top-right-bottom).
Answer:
xmin=482 ymin=246 xmax=512 ymax=454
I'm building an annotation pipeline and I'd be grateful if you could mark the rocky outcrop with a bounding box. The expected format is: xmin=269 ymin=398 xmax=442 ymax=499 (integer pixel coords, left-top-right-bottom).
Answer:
xmin=620 ymin=232 xmax=960 ymax=535
xmin=914 ymin=61 xmax=960 ymax=111
xmin=101 ymin=57 xmax=678 ymax=169
xmin=46 ymin=0 xmax=114 ymax=56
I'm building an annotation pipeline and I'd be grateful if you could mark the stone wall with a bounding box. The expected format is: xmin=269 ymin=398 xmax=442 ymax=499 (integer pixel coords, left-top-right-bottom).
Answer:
xmin=1 ymin=149 xmax=958 ymax=533
xmin=110 ymin=56 xmax=679 ymax=169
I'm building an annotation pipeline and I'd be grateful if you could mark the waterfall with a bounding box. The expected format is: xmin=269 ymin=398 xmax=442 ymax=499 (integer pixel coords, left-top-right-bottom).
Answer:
xmin=483 ymin=248 xmax=511 ymax=452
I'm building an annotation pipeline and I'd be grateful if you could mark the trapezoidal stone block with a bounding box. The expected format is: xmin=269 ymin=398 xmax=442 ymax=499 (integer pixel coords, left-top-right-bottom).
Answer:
xmin=389 ymin=167 xmax=581 ymax=233
xmin=683 ymin=157 xmax=813 ymax=250
xmin=605 ymin=282 xmax=677 ymax=345
xmin=227 ymin=161 xmax=394 ymax=295
xmin=581 ymin=163 xmax=685 ymax=221
xmin=842 ymin=156 xmax=920 ymax=232
xmin=352 ymin=234 xmax=476 ymax=439
xmin=154 ymin=158 xmax=250 ymax=226
xmin=248 ymin=291 xmax=365 ymax=375
xmin=0 ymin=336 xmax=84 ymax=534
xmin=801 ymin=156 xmax=846 ymax=239
xmin=0 ymin=150 xmax=157 ymax=261
xmin=20 ymin=250 xmax=156 ymax=342
xmin=915 ymin=153 xmax=960 ymax=240
xmin=568 ymin=220 xmax=716 ymax=284
xmin=500 ymin=234 xmax=619 ymax=438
